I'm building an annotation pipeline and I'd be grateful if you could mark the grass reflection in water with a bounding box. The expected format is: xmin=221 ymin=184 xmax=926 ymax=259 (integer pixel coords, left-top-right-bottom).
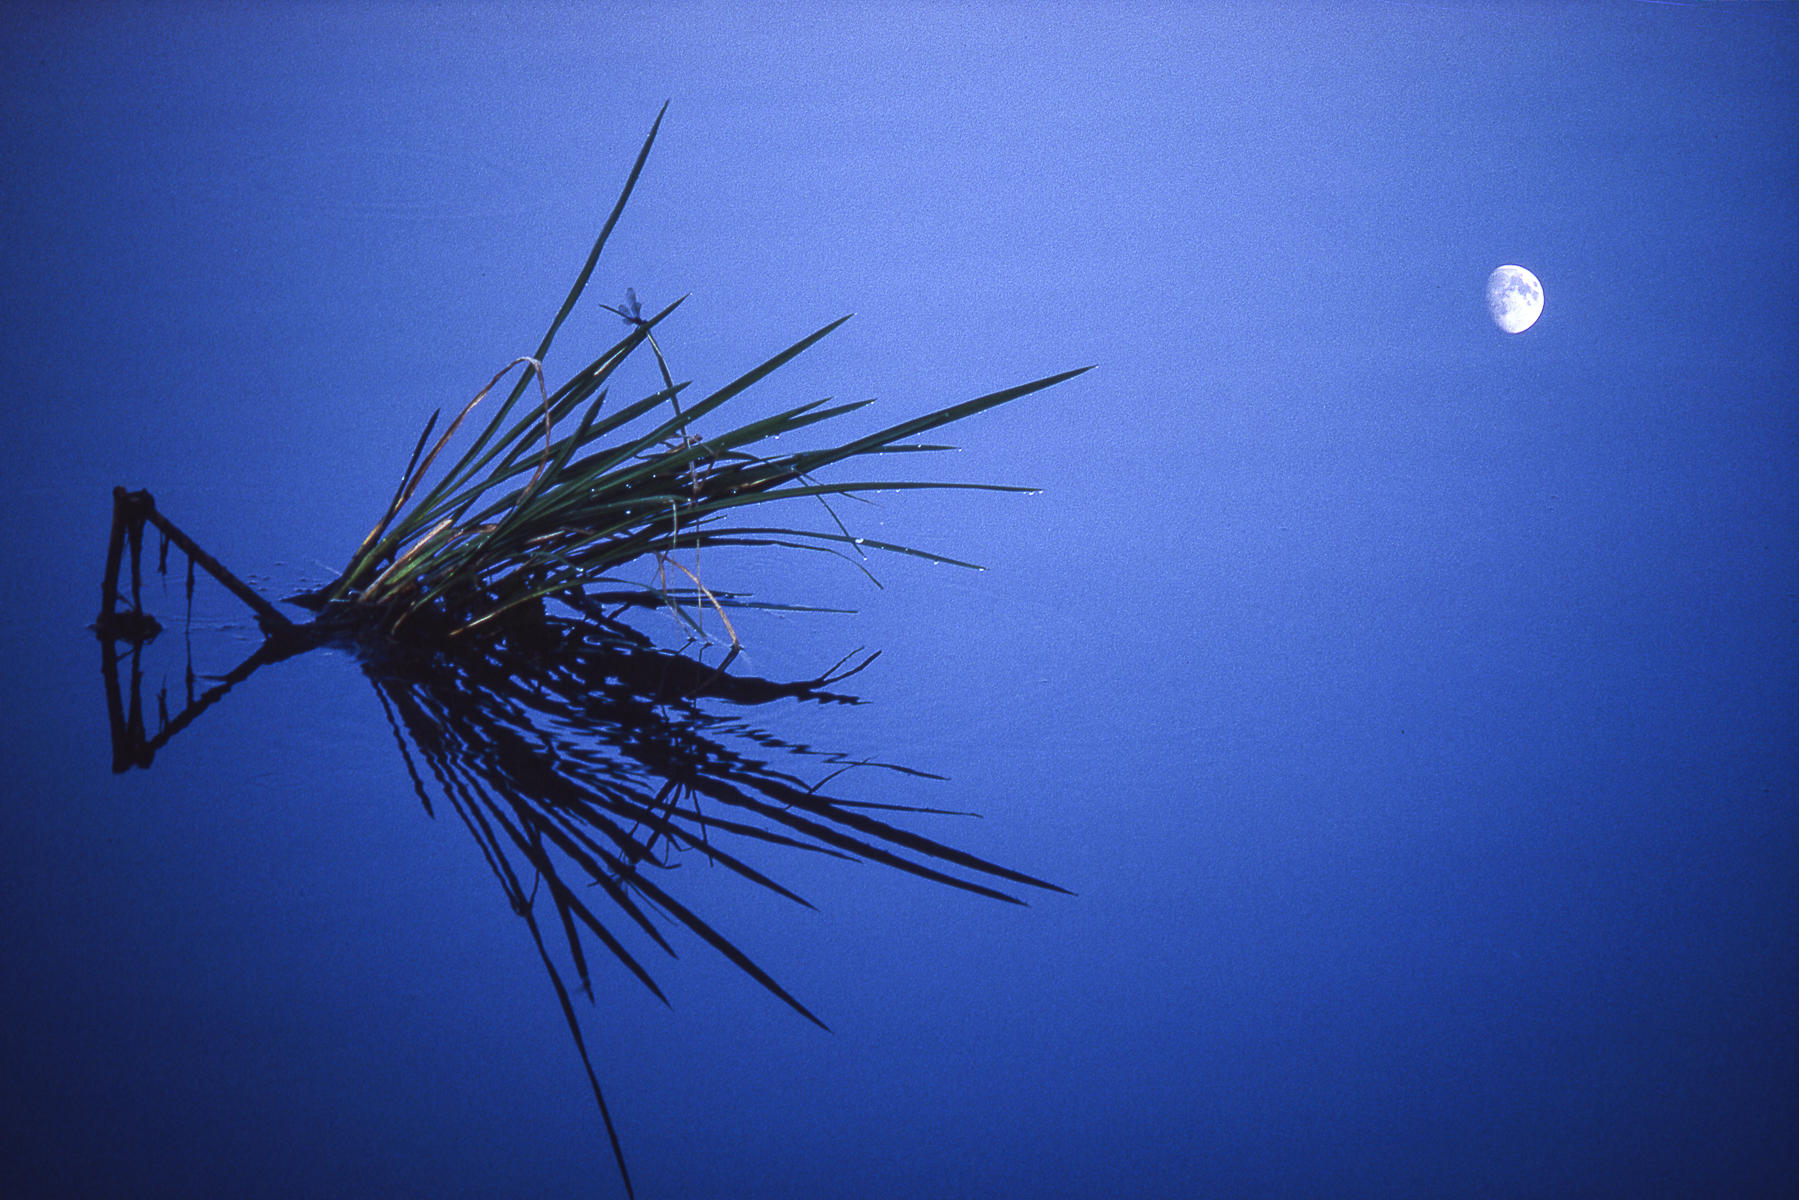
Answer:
xmin=101 ymin=616 xmax=1065 ymax=1196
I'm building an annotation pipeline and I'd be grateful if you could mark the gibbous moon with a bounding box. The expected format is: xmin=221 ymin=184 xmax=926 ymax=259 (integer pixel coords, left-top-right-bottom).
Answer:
xmin=1487 ymin=264 xmax=1544 ymax=333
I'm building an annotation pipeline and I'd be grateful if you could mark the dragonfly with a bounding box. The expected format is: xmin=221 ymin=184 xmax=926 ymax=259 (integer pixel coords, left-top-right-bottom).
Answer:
xmin=602 ymin=284 xmax=692 ymax=459
xmin=600 ymin=287 xmax=646 ymax=327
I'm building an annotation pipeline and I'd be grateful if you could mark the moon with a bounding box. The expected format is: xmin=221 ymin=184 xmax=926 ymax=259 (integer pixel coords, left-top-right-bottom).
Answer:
xmin=1487 ymin=265 xmax=1544 ymax=333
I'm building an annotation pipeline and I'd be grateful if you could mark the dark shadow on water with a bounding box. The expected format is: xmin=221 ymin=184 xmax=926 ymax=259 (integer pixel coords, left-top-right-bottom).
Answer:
xmin=98 ymin=614 xmax=1065 ymax=1196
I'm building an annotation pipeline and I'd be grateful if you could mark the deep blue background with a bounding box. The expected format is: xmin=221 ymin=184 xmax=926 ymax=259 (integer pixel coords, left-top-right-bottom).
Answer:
xmin=3 ymin=3 xmax=1795 ymax=1197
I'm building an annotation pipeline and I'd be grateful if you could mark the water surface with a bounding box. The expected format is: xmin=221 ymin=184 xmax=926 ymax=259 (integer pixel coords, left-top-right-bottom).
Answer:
xmin=2 ymin=4 xmax=1794 ymax=1197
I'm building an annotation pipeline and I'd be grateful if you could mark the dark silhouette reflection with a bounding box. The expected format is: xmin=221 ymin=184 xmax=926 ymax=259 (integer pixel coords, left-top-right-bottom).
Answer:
xmin=364 ymin=621 xmax=1065 ymax=1192
xmin=98 ymin=615 xmax=1064 ymax=1195
xmin=100 ymin=630 xmax=311 ymax=773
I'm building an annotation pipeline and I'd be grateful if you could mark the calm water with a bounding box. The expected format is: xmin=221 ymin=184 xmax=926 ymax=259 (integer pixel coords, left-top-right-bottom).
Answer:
xmin=3 ymin=4 xmax=1795 ymax=1198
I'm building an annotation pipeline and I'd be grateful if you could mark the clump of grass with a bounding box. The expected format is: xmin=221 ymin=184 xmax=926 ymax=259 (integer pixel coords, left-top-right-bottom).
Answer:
xmin=310 ymin=104 xmax=1089 ymax=645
